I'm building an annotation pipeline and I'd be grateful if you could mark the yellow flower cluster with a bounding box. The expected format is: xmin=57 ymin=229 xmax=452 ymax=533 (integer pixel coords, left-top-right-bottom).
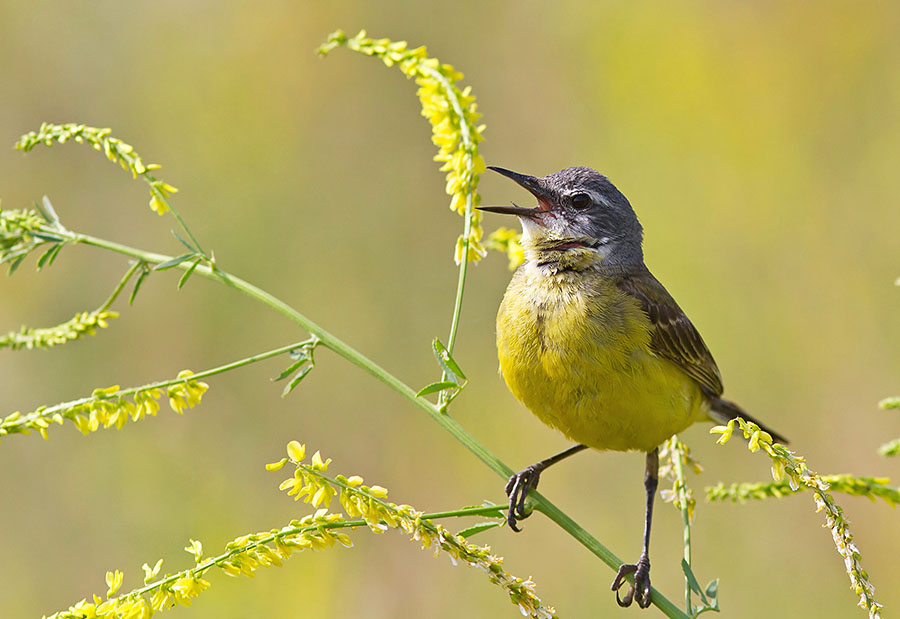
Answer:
xmin=16 ymin=123 xmax=178 ymax=215
xmin=485 ymin=226 xmax=525 ymax=271
xmin=658 ymin=436 xmax=703 ymax=521
xmin=269 ymin=441 xmax=557 ymax=618
xmin=711 ymin=418 xmax=883 ymax=618
xmin=0 ymin=309 xmax=118 ymax=351
xmin=0 ymin=370 xmax=208 ymax=442
xmin=45 ymin=443 xmax=555 ymax=619
xmin=706 ymin=474 xmax=900 ymax=506
xmin=318 ymin=30 xmax=487 ymax=264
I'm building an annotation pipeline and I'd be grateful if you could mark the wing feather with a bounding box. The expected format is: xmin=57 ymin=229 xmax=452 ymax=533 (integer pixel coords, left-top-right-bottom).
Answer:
xmin=616 ymin=267 xmax=724 ymax=397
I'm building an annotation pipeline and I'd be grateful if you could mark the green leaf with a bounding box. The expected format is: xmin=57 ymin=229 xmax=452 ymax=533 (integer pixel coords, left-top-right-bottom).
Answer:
xmin=476 ymin=501 xmax=506 ymax=519
xmin=7 ymin=254 xmax=27 ymax=275
xmin=36 ymin=244 xmax=60 ymax=270
xmin=282 ymin=365 xmax=314 ymax=397
xmin=154 ymin=253 xmax=195 ymax=271
xmin=416 ymin=381 xmax=459 ymax=397
xmin=35 ymin=196 xmax=62 ymax=227
xmin=172 ymin=230 xmax=198 ymax=253
xmin=681 ymin=559 xmax=708 ymax=604
xmin=178 ymin=257 xmax=202 ymax=289
xmin=432 ymin=338 xmax=467 ymax=385
xmin=704 ymin=579 xmax=719 ymax=602
xmin=129 ymin=266 xmax=150 ymax=305
xmin=456 ymin=521 xmax=503 ymax=538
xmin=273 ymin=357 xmax=309 ymax=382
xmin=44 ymin=243 xmax=64 ymax=267
xmin=29 ymin=231 xmax=65 ymax=243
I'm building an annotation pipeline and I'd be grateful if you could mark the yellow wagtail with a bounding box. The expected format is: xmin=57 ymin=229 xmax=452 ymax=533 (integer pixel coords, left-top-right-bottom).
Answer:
xmin=479 ymin=165 xmax=786 ymax=609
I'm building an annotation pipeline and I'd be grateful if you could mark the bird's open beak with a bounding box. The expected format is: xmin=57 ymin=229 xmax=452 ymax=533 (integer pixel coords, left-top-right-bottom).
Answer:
xmin=477 ymin=166 xmax=554 ymax=219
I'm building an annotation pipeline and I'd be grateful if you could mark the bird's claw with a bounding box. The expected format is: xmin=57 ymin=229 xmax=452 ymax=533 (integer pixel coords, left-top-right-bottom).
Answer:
xmin=611 ymin=557 xmax=651 ymax=608
xmin=505 ymin=464 xmax=544 ymax=531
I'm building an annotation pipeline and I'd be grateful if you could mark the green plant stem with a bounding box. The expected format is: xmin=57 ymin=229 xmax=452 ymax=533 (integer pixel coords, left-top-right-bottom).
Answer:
xmin=67 ymin=229 xmax=687 ymax=618
xmin=132 ymin=503 xmax=517 ymax=601
xmin=671 ymin=436 xmax=693 ymax=613
xmin=421 ymin=64 xmax=475 ymax=408
xmin=2 ymin=340 xmax=309 ymax=433
xmin=97 ymin=260 xmax=144 ymax=312
xmin=423 ymin=64 xmax=474 ymax=358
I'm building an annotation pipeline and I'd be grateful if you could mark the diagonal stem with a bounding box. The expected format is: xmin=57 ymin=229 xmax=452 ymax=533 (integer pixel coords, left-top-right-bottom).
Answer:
xmin=65 ymin=228 xmax=688 ymax=618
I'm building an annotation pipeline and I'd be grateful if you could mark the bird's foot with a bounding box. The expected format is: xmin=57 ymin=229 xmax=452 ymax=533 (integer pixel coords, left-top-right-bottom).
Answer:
xmin=504 ymin=463 xmax=545 ymax=531
xmin=611 ymin=556 xmax=651 ymax=608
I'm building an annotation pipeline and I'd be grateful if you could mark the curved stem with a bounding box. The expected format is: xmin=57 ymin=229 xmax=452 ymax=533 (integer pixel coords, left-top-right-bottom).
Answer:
xmin=420 ymin=65 xmax=474 ymax=357
xmin=67 ymin=229 xmax=687 ymax=618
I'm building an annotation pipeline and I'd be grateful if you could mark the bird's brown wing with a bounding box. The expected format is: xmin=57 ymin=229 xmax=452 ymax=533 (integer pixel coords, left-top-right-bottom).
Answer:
xmin=616 ymin=266 xmax=724 ymax=397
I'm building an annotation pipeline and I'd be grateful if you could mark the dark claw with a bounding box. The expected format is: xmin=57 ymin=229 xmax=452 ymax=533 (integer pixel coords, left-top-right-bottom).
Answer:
xmin=611 ymin=557 xmax=651 ymax=608
xmin=504 ymin=464 xmax=544 ymax=531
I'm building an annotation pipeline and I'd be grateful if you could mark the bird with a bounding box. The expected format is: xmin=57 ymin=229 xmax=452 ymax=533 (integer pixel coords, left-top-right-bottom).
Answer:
xmin=478 ymin=165 xmax=786 ymax=609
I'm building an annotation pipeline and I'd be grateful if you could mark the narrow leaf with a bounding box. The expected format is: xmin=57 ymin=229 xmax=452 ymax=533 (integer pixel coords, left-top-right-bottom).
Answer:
xmin=44 ymin=243 xmax=64 ymax=267
xmin=40 ymin=196 xmax=61 ymax=227
xmin=172 ymin=230 xmax=198 ymax=253
xmin=154 ymin=253 xmax=195 ymax=271
xmin=29 ymin=231 xmax=65 ymax=243
xmin=36 ymin=244 xmax=59 ymax=270
xmin=7 ymin=254 xmax=27 ymax=275
xmin=432 ymin=338 xmax=468 ymax=384
xmin=1 ymin=249 xmax=27 ymax=266
xmin=129 ymin=267 xmax=150 ymax=305
xmin=456 ymin=521 xmax=503 ymax=538
xmin=704 ymin=579 xmax=719 ymax=601
xmin=681 ymin=559 xmax=708 ymax=604
xmin=273 ymin=357 xmax=309 ymax=382
xmin=416 ymin=381 xmax=459 ymax=397
xmin=178 ymin=257 xmax=202 ymax=289
xmin=282 ymin=365 xmax=314 ymax=397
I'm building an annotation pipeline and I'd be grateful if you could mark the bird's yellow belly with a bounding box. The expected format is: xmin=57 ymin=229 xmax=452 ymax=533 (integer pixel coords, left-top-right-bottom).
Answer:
xmin=497 ymin=266 xmax=707 ymax=452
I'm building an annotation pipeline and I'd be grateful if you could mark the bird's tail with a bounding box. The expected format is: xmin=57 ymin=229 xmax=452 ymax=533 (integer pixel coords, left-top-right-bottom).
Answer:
xmin=709 ymin=397 xmax=789 ymax=445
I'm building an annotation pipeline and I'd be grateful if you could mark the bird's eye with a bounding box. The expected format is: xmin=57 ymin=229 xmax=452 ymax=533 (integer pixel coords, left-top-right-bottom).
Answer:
xmin=571 ymin=193 xmax=591 ymax=209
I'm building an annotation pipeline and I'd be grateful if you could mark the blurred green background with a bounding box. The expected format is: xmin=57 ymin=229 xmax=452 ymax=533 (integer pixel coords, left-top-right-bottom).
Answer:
xmin=2 ymin=2 xmax=899 ymax=617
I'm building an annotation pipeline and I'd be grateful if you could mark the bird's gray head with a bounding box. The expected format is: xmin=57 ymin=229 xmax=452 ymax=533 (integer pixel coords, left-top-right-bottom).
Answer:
xmin=479 ymin=166 xmax=644 ymax=265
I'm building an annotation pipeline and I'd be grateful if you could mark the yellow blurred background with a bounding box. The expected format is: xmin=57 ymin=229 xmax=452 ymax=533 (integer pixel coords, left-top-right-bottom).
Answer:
xmin=1 ymin=2 xmax=899 ymax=617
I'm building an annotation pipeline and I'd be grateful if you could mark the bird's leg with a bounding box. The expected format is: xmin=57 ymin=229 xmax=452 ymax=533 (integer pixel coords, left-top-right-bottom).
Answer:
xmin=505 ymin=444 xmax=588 ymax=531
xmin=611 ymin=448 xmax=659 ymax=609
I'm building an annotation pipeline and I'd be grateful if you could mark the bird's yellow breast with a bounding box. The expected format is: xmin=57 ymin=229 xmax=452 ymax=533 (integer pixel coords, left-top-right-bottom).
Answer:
xmin=497 ymin=260 xmax=707 ymax=452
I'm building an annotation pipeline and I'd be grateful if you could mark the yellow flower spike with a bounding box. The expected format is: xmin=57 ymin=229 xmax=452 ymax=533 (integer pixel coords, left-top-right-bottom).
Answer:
xmin=346 ymin=475 xmax=364 ymax=487
xmin=286 ymin=440 xmax=305 ymax=462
